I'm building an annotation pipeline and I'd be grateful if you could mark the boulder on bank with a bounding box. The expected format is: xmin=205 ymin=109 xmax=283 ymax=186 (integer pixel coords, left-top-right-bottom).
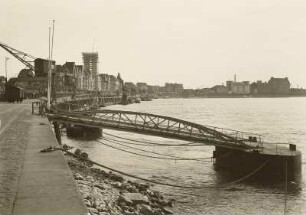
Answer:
xmin=65 ymin=149 xmax=176 ymax=215
xmin=139 ymin=204 xmax=154 ymax=215
xmin=118 ymin=193 xmax=149 ymax=206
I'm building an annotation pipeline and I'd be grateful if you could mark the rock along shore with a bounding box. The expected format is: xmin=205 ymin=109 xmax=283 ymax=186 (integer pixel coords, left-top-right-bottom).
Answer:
xmin=64 ymin=149 xmax=175 ymax=215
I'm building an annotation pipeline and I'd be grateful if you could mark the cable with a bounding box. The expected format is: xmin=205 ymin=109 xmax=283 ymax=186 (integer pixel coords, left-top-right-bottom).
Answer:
xmin=218 ymin=160 xmax=270 ymax=187
xmin=103 ymin=131 xmax=202 ymax=146
xmin=97 ymin=138 xmax=209 ymax=161
xmin=103 ymin=131 xmax=251 ymax=151
xmin=65 ymin=150 xmax=269 ymax=190
xmin=66 ymin=151 xmax=201 ymax=189
xmin=103 ymin=133 xmax=204 ymax=147
xmin=100 ymin=136 xmax=211 ymax=161
xmin=61 ymin=132 xmax=232 ymax=162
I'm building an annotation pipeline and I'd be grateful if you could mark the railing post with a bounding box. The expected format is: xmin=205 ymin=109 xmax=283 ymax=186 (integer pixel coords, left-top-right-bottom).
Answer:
xmin=117 ymin=113 xmax=121 ymax=126
xmin=143 ymin=115 xmax=147 ymax=130
xmin=38 ymin=102 xmax=40 ymax=114
xmin=167 ymin=120 xmax=170 ymax=132
xmin=189 ymin=127 xmax=193 ymax=136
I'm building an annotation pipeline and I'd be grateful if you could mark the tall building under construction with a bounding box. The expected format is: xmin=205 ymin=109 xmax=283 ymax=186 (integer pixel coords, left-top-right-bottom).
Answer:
xmin=82 ymin=52 xmax=98 ymax=91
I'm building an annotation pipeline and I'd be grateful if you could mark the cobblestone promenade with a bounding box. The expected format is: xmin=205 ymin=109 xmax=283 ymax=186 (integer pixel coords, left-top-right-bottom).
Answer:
xmin=0 ymin=102 xmax=87 ymax=215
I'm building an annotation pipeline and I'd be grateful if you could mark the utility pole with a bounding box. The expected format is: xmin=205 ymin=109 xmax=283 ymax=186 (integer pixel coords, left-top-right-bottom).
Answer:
xmin=47 ymin=20 xmax=55 ymax=110
xmin=5 ymin=57 xmax=9 ymax=83
xmin=47 ymin=27 xmax=51 ymax=110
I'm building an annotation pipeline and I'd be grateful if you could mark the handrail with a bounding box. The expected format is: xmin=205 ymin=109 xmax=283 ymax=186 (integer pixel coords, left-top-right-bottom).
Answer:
xmin=48 ymin=110 xmax=255 ymax=149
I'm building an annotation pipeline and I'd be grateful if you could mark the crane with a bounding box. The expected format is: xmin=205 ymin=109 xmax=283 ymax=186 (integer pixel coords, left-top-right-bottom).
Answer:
xmin=0 ymin=41 xmax=37 ymax=72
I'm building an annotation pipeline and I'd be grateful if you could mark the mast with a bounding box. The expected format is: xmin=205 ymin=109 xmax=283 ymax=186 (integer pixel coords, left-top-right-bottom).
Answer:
xmin=5 ymin=57 xmax=9 ymax=83
xmin=47 ymin=20 xmax=55 ymax=110
xmin=47 ymin=27 xmax=51 ymax=110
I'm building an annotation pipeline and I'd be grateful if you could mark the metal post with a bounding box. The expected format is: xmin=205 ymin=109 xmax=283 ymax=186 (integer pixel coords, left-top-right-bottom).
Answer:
xmin=51 ymin=20 xmax=55 ymax=59
xmin=5 ymin=57 xmax=9 ymax=83
xmin=284 ymin=158 xmax=288 ymax=215
xmin=53 ymin=122 xmax=61 ymax=145
xmin=47 ymin=27 xmax=51 ymax=110
xmin=47 ymin=20 xmax=55 ymax=111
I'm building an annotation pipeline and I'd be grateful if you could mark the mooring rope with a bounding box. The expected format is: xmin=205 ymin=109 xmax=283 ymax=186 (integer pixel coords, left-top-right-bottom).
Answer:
xmin=218 ymin=160 xmax=270 ymax=187
xmin=103 ymin=131 xmax=202 ymax=146
xmin=64 ymin=148 xmax=269 ymax=190
xmin=100 ymin=136 xmax=211 ymax=161
xmin=66 ymin=151 xmax=202 ymax=189
xmin=96 ymin=138 xmax=210 ymax=162
xmin=102 ymin=131 xmax=252 ymax=151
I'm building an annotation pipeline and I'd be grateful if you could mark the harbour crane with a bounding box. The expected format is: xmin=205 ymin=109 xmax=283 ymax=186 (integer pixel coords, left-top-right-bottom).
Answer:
xmin=0 ymin=41 xmax=37 ymax=73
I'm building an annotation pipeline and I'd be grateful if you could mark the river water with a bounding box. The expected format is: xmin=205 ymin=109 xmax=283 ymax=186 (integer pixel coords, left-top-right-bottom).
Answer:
xmin=63 ymin=97 xmax=306 ymax=215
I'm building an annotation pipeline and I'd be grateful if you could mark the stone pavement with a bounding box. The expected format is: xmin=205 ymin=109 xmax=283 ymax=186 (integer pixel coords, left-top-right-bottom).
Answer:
xmin=0 ymin=103 xmax=88 ymax=215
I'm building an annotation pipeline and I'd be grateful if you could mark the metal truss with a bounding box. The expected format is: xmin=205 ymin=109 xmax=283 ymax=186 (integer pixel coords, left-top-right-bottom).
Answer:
xmin=0 ymin=41 xmax=36 ymax=71
xmin=49 ymin=109 xmax=260 ymax=150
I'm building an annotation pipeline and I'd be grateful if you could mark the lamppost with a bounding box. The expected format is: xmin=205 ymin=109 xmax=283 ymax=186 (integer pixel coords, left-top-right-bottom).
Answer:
xmin=5 ymin=57 xmax=9 ymax=83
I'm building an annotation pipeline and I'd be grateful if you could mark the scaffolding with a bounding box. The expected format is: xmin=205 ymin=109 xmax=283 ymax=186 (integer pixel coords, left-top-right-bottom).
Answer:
xmin=82 ymin=52 xmax=98 ymax=91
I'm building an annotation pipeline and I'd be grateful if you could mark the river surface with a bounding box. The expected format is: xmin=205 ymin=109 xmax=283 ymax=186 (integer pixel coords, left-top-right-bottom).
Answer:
xmin=63 ymin=98 xmax=306 ymax=215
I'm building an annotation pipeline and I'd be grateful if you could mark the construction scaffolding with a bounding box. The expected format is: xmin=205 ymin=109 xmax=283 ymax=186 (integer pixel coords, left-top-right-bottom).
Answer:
xmin=82 ymin=52 xmax=98 ymax=91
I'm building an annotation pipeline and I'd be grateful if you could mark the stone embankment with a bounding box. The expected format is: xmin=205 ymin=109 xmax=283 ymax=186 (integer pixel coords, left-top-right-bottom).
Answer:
xmin=64 ymin=149 xmax=175 ymax=215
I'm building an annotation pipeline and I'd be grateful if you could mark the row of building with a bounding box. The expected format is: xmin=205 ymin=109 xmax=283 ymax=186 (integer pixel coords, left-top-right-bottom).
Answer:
xmin=123 ymin=77 xmax=297 ymax=98
xmin=2 ymin=52 xmax=185 ymax=99
xmin=5 ymin=53 xmax=124 ymax=98
xmin=209 ymin=77 xmax=291 ymax=96
xmin=2 ymin=50 xmax=305 ymax=99
xmin=202 ymin=77 xmax=289 ymax=96
xmin=123 ymin=82 xmax=184 ymax=98
xmin=185 ymin=76 xmax=306 ymax=97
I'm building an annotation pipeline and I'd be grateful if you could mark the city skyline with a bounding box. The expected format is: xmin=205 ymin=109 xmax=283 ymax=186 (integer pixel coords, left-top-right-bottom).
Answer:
xmin=1 ymin=0 xmax=306 ymax=88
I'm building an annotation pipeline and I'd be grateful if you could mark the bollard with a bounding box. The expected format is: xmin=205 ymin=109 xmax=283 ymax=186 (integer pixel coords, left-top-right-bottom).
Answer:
xmin=53 ymin=122 xmax=62 ymax=145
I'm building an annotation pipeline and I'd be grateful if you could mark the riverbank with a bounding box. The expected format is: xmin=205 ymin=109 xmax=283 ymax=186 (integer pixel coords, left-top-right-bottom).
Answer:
xmin=64 ymin=149 xmax=175 ymax=215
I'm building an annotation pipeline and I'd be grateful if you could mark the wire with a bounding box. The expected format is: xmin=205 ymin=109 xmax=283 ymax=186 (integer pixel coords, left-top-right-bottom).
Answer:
xmin=100 ymin=136 xmax=211 ymax=161
xmin=65 ymin=150 xmax=269 ymax=190
xmin=61 ymin=132 xmax=232 ymax=162
xmin=103 ymin=131 xmax=203 ymax=146
xmin=103 ymin=134 xmax=204 ymax=147
xmin=66 ymin=151 xmax=202 ymax=189
xmin=97 ymin=138 xmax=210 ymax=162
xmin=218 ymin=160 xmax=270 ymax=187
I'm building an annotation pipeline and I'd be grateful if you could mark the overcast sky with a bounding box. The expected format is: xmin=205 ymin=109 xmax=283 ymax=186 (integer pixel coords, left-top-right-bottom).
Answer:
xmin=0 ymin=0 xmax=305 ymax=88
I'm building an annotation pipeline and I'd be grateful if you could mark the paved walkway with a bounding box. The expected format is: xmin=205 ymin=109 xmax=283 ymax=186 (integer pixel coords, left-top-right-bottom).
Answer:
xmin=0 ymin=103 xmax=87 ymax=215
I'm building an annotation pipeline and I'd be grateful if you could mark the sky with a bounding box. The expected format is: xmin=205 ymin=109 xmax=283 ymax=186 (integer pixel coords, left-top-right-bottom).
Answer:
xmin=0 ymin=0 xmax=305 ymax=88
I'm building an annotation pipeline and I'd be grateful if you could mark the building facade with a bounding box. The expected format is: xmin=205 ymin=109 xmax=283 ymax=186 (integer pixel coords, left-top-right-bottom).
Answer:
xmin=226 ymin=81 xmax=250 ymax=95
xmin=82 ymin=52 xmax=98 ymax=91
xmin=211 ymin=85 xmax=229 ymax=94
xmin=251 ymin=77 xmax=290 ymax=96
xmin=268 ymin=77 xmax=290 ymax=95
xmin=0 ymin=76 xmax=6 ymax=97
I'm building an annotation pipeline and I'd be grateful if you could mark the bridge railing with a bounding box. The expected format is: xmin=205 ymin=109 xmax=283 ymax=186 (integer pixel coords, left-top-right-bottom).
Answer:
xmin=48 ymin=104 xmax=266 ymax=149
xmin=49 ymin=109 xmax=261 ymax=149
xmin=93 ymin=109 xmax=262 ymax=144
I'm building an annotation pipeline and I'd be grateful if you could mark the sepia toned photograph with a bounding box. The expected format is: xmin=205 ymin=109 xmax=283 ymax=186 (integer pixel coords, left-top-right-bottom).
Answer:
xmin=0 ymin=0 xmax=305 ymax=215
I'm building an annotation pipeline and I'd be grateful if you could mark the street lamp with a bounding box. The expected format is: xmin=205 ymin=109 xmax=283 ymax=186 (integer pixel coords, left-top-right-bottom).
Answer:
xmin=5 ymin=57 xmax=9 ymax=83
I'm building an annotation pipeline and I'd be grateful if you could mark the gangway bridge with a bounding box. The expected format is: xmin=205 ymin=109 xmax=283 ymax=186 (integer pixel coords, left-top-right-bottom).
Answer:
xmin=48 ymin=109 xmax=261 ymax=150
xmin=46 ymin=103 xmax=301 ymax=181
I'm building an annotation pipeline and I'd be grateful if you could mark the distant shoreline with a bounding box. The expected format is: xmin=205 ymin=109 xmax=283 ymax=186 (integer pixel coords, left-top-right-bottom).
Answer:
xmin=158 ymin=95 xmax=306 ymax=99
